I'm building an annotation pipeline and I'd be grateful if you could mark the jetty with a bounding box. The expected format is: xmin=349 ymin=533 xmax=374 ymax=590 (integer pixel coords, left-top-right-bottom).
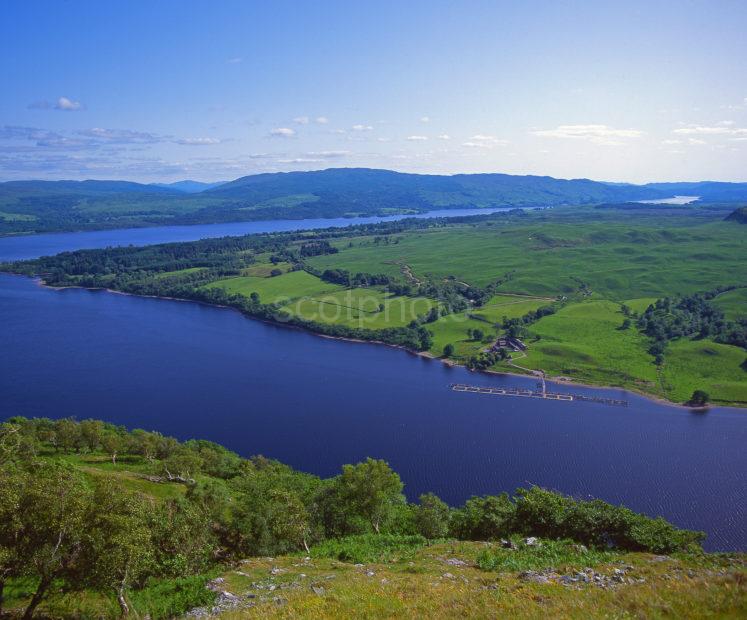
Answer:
xmin=450 ymin=383 xmax=628 ymax=407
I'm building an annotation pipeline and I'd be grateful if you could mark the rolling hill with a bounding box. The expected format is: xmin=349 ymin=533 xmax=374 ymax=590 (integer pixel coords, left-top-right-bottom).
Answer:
xmin=2 ymin=168 xmax=747 ymax=235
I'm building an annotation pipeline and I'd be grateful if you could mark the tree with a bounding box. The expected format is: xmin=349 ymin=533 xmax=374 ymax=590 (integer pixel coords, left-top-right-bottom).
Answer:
xmin=54 ymin=419 xmax=82 ymax=453
xmin=78 ymin=480 xmax=154 ymax=615
xmin=442 ymin=343 xmax=455 ymax=357
xmin=415 ymin=493 xmax=450 ymax=539
xmin=0 ymin=465 xmax=25 ymax=616
xmin=689 ymin=390 xmax=710 ymax=406
xmin=334 ymin=458 xmax=404 ymax=534
xmin=267 ymin=489 xmax=312 ymax=552
xmin=101 ymin=431 xmax=125 ymax=465
xmin=79 ymin=419 xmax=104 ymax=452
xmin=17 ymin=462 xmax=91 ymax=619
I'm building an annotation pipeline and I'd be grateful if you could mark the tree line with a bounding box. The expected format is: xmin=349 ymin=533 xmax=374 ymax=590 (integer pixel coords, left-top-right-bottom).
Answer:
xmin=0 ymin=416 xmax=705 ymax=617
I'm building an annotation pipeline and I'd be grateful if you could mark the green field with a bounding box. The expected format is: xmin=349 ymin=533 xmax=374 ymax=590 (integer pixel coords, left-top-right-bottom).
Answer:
xmin=308 ymin=216 xmax=746 ymax=299
xmin=470 ymin=294 xmax=553 ymax=323
xmin=712 ymin=287 xmax=747 ymax=321
xmin=205 ymin=270 xmax=342 ymax=303
xmin=282 ymin=287 xmax=436 ymax=329
xmin=661 ymin=339 xmax=747 ymax=405
xmin=514 ymin=300 xmax=660 ymax=393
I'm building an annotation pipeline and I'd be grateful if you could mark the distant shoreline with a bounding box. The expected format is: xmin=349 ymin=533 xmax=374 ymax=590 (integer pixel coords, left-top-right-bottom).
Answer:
xmin=19 ymin=273 xmax=745 ymax=412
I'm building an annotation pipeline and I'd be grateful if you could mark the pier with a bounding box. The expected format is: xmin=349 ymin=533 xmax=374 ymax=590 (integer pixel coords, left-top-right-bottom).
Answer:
xmin=450 ymin=383 xmax=628 ymax=407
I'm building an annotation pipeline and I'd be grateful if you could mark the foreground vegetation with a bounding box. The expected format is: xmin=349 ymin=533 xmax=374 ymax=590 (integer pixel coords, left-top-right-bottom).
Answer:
xmin=3 ymin=204 xmax=746 ymax=406
xmin=1 ymin=416 xmax=734 ymax=619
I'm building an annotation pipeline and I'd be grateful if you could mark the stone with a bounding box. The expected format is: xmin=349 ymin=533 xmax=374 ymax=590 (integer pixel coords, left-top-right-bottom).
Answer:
xmin=523 ymin=537 xmax=540 ymax=546
xmin=365 ymin=570 xmax=376 ymax=577
xmin=270 ymin=567 xmax=285 ymax=575
xmin=442 ymin=572 xmax=455 ymax=579
xmin=444 ymin=557 xmax=468 ymax=566
xmin=311 ymin=585 xmax=325 ymax=596
xmin=500 ymin=539 xmax=517 ymax=549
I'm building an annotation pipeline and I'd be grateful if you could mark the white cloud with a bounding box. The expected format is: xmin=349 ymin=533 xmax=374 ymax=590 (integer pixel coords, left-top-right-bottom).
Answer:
xmin=293 ymin=116 xmax=310 ymax=125
xmin=406 ymin=135 xmax=428 ymax=141
xmin=420 ymin=116 xmax=430 ymax=123
xmin=661 ymin=139 xmax=682 ymax=145
xmin=226 ymin=57 xmax=243 ymax=64
xmin=54 ymin=97 xmax=83 ymax=111
xmin=175 ymin=137 xmax=221 ymax=145
xmin=270 ymin=127 xmax=296 ymax=138
xmin=437 ymin=134 xmax=451 ymax=140
xmin=351 ymin=124 xmax=373 ymax=131
xmin=315 ymin=116 xmax=329 ymax=124
xmin=687 ymin=138 xmax=707 ymax=145
xmin=306 ymin=150 xmax=350 ymax=158
xmin=462 ymin=134 xmax=509 ymax=148
xmin=673 ymin=123 xmax=747 ymax=136
xmin=531 ymin=124 xmax=643 ymax=145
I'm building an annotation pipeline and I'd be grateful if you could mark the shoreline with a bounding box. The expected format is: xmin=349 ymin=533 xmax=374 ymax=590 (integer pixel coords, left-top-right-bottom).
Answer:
xmin=16 ymin=273 xmax=746 ymax=412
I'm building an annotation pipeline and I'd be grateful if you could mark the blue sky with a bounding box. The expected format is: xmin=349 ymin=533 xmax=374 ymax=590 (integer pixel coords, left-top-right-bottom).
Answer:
xmin=1 ymin=0 xmax=746 ymax=183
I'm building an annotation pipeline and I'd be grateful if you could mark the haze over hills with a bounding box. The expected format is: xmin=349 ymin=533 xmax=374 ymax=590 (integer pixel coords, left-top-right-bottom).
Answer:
xmin=2 ymin=167 xmax=747 ymax=236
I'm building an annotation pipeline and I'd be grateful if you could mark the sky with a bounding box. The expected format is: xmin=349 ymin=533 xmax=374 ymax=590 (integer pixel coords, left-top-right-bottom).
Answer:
xmin=1 ymin=0 xmax=746 ymax=184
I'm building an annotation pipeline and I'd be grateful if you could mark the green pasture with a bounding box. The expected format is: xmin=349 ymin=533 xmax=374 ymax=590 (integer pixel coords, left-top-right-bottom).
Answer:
xmin=308 ymin=216 xmax=747 ymax=300
xmin=471 ymin=294 xmax=553 ymax=323
xmin=660 ymin=339 xmax=747 ymax=405
xmin=711 ymin=287 xmax=747 ymax=321
xmin=515 ymin=300 xmax=660 ymax=392
xmin=282 ymin=287 xmax=436 ymax=329
xmin=204 ymin=270 xmax=342 ymax=303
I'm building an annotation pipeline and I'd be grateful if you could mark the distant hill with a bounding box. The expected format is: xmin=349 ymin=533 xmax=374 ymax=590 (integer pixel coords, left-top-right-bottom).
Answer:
xmin=3 ymin=167 xmax=747 ymax=236
xmin=1 ymin=179 xmax=180 ymax=196
xmin=643 ymin=181 xmax=747 ymax=202
xmin=725 ymin=206 xmax=747 ymax=223
xmin=207 ymin=168 xmax=662 ymax=208
xmin=153 ymin=180 xmax=226 ymax=193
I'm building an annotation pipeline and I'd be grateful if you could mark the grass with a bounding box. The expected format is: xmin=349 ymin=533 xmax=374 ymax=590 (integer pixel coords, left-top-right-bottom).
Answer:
xmin=712 ymin=287 xmax=747 ymax=321
xmin=212 ymin=541 xmax=745 ymax=619
xmin=153 ymin=266 xmax=207 ymax=280
xmin=204 ymin=271 xmax=342 ymax=304
xmin=470 ymin=294 xmax=553 ymax=323
xmin=308 ymin=213 xmax=747 ymax=300
xmin=660 ymin=339 xmax=747 ymax=405
xmin=282 ymin=288 xmax=436 ymax=329
xmin=427 ymin=312 xmax=497 ymax=358
xmin=513 ymin=300 xmax=660 ymax=392
xmin=242 ymin=261 xmax=294 ymax=277
xmin=310 ymin=534 xmax=429 ymax=564
xmin=3 ymin=574 xmax=217 ymax=620
xmin=476 ymin=538 xmax=615 ymax=572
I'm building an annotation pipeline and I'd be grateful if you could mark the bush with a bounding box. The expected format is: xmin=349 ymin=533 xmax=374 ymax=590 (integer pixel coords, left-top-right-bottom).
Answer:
xmin=310 ymin=534 xmax=428 ymax=563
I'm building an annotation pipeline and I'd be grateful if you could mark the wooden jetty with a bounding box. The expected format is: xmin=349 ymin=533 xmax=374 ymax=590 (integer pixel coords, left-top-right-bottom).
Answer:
xmin=450 ymin=383 xmax=628 ymax=407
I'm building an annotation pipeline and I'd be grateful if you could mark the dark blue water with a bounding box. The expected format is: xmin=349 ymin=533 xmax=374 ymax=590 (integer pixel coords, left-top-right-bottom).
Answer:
xmin=1 ymin=273 xmax=745 ymax=551
xmin=0 ymin=207 xmax=515 ymax=262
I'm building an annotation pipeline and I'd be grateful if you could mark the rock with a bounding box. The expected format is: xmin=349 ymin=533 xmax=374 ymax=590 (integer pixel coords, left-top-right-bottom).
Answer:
xmin=273 ymin=596 xmax=288 ymax=606
xmin=500 ymin=539 xmax=517 ymax=550
xmin=354 ymin=563 xmax=364 ymax=568
xmin=365 ymin=570 xmax=376 ymax=577
xmin=381 ymin=578 xmax=388 ymax=584
xmin=572 ymin=544 xmax=588 ymax=553
xmin=442 ymin=572 xmax=455 ymax=579
xmin=519 ymin=570 xmax=551 ymax=584
xmin=523 ymin=537 xmax=540 ymax=547
xmin=270 ymin=567 xmax=285 ymax=576
xmin=444 ymin=557 xmax=468 ymax=566
xmin=311 ymin=585 xmax=325 ymax=596
xmin=650 ymin=555 xmax=671 ymax=563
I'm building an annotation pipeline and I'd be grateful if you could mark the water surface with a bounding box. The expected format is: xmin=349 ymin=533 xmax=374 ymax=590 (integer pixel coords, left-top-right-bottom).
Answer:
xmin=1 ymin=273 xmax=744 ymax=551
xmin=0 ymin=207 xmax=515 ymax=263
